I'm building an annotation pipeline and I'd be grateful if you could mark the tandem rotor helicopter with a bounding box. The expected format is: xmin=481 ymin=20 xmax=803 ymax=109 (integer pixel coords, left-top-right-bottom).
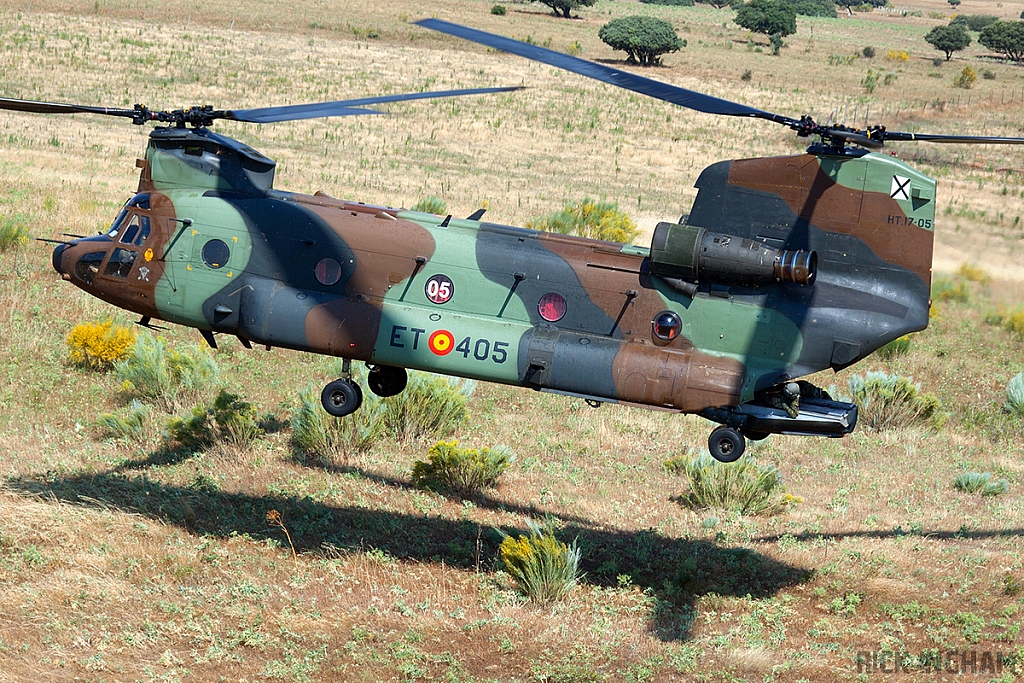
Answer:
xmin=5 ymin=20 xmax=1023 ymax=462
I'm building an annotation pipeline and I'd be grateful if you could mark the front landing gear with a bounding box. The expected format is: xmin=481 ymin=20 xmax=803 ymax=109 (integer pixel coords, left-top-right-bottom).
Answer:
xmin=320 ymin=358 xmax=362 ymax=417
xmin=321 ymin=378 xmax=362 ymax=417
xmin=368 ymin=365 xmax=407 ymax=397
xmin=708 ymin=426 xmax=745 ymax=463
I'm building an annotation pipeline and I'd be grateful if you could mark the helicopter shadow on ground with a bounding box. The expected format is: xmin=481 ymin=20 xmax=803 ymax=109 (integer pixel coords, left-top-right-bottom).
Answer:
xmin=753 ymin=527 xmax=1024 ymax=543
xmin=7 ymin=469 xmax=812 ymax=642
xmin=287 ymin=450 xmax=602 ymax=530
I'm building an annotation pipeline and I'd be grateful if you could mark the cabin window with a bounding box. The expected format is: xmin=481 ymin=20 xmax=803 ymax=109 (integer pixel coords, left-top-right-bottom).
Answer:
xmin=653 ymin=311 xmax=681 ymax=341
xmin=315 ymin=257 xmax=342 ymax=286
xmin=74 ymin=251 xmax=106 ymax=285
xmin=103 ymin=248 xmax=138 ymax=279
xmin=538 ymin=292 xmax=567 ymax=322
xmin=202 ymin=239 xmax=230 ymax=269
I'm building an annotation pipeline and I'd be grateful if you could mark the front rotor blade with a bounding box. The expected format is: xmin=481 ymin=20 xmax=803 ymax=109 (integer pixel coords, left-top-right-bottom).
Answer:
xmin=882 ymin=131 xmax=1024 ymax=145
xmin=226 ymin=86 xmax=524 ymax=124
xmin=417 ymin=19 xmax=798 ymax=126
xmin=0 ymin=97 xmax=137 ymax=119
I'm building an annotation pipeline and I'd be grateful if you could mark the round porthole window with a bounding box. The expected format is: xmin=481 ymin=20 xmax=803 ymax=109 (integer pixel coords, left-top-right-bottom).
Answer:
xmin=538 ymin=292 xmax=567 ymax=322
xmin=315 ymin=257 xmax=342 ymax=286
xmin=653 ymin=311 xmax=681 ymax=341
xmin=202 ymin=239 xmax=230 ymax=269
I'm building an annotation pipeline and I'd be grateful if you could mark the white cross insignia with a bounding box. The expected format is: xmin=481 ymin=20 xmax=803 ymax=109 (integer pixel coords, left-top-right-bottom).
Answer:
xmin=890 ymin=175 xmax=910 ymax=201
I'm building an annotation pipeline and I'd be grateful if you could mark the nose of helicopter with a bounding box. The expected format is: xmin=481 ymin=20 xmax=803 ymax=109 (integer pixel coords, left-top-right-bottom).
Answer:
xmin=52 ymin=242 xmax=68 ymax=275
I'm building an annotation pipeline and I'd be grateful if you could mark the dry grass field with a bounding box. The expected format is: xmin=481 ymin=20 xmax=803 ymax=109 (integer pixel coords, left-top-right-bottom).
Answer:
xmin=1 ymin=0 xmax=1023 ymax=681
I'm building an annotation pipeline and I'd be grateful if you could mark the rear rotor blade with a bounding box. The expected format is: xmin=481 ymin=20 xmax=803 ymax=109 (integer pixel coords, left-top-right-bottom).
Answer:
xmin=881 ymin=130 xmax=1024 ymax=145
xmin=416 ymin=19 xmax=797 ymax=126
xmin=226 ymin=86 xmax=524 ymax=123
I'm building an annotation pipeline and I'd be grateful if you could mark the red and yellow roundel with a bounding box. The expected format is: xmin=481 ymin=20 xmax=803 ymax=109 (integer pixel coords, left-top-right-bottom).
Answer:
xmin=428 ymin=330 xmax=455 ymax=356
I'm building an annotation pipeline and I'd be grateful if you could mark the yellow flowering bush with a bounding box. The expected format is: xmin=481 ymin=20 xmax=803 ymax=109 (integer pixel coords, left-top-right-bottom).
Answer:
xmin=66 ymin=320 xmax=136 ymax=371
xmin=499 ymin=521 xmax=581 ymax=602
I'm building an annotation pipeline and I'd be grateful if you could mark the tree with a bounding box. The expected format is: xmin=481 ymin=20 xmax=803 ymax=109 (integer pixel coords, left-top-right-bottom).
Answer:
xmin=925 ymin=24 xmax=971 ymax=60
xmin=979 ymin=20 xmax=1024 ymax=61
xmin=538 ymin=0 xmax=595 ymax=19
xmin=735 ymin=0 xmax=797 ymax=54
xmin=598 ymin=16 xmax=685 ymax=66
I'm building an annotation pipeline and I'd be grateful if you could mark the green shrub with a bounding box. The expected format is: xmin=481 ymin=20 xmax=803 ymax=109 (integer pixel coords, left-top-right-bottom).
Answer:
xmin=166 ymin=406 xmax=215 ymax=452
xmin=95 ymin=400 xmax=150 ymax=444
xmin=114 ymin=334 xmax=219 ymax=411
xmin=292 ymin=383 xmax=385 ymax=460
xmin=862 ymin=45 xmax=876 ymax=58
xmin=931 ymin=275 xmax=970 ymax=303
xmin=599 ymin=16 xmax=685 ymax=66
xmin=639 ymin=0 xmax=695 ymax=6
xmin=566 ymin=40 xmax=583 ymax=56
xmin=1004 ymin=310 xmax=1024 ymax=339
xmin=66 ymin=319 xmax=136 ymax=371
xmin=782 ymin=0 xmax=837 ymax=18
xmin=1005 ymin=373 xmax=1024 ymax=417
xmin=411 ymin=196 xmax=448 ymax=215
xmin=674 ymin=453 xmax=798 ymax=515
xmin=828 ymin=53 xmax=857 ymax=66
xmin=0 ymin=215 xmax=29 ymax=251
xmin=528 ymin=198 xmax=640 ymax=244
xmin=490 ymin=4 xmax=506 ymax=15
xmin=209 ymin=390 xmax=262 ymax=448
xmin=876 ymin=334 xmax=913 ymax=359
xmin=953 ymin=65 xmax=977 ymax=89
xmin=381 ymin=371 xmax=473 ymax=441
xmin=982 ymin=68 xmax=996 ymax=79
xmin=412 ymin=439 xmax=513 ymax=495
xmin=954 ymin=472 xmax=1009 ymax=496
xmin=950 ymin=13 xmax=999 ymax=31
xmin=957 ymin=262 xmax=990 ymax=283
xmin=499 ymin=521 xmax=581 ymax=602
xmin=165 ymin=390 xmax=261 ymax=452
xmin=848 ymin=372 xmax=944 ymax=430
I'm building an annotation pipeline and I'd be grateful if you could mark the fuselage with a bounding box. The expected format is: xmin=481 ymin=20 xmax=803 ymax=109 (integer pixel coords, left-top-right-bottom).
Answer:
xmin=52 ymin=126 xmax=935 ymax=415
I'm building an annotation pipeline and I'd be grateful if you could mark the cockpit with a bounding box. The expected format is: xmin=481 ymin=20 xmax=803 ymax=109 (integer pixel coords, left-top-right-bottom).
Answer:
xmin=59 ymin=193 xmax=153 ymax=286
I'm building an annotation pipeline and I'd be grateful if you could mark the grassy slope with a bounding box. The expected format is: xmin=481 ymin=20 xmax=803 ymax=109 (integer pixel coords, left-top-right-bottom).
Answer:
xmin=0 ymin=0 xmax=1023 ymax=681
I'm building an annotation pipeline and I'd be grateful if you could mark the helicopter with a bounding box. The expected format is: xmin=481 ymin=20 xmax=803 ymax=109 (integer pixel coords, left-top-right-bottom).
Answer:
xmin=6 ymin=21 xmax=1024 ymax=463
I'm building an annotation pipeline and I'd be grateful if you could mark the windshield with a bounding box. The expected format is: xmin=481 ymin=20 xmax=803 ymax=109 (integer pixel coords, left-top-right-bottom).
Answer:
xmin=106 ymin=194 xmax=150 ymax=237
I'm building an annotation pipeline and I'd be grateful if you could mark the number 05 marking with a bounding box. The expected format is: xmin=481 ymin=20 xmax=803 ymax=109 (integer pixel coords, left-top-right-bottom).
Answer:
xmin=425 ymin=274 xmax=454 ymax=305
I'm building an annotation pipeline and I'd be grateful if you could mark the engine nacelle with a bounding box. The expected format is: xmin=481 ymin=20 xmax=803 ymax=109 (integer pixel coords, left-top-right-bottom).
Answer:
xmin=650 ymin=221 xmax=816 ymax=288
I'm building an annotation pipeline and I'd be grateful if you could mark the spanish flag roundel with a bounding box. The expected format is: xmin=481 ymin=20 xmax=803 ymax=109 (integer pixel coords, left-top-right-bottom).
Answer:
xmin=428 ymin=330 xmax=455 ymax=356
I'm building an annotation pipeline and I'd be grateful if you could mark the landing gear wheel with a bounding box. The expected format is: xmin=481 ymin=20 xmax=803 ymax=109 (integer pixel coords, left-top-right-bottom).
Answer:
xmin=367 ymin=365 xmax=407 ymax=397
xmin=321 ymin=378 xmax=363 ymax=417
xmin=708 ymin=426 xmax=746 ymax=463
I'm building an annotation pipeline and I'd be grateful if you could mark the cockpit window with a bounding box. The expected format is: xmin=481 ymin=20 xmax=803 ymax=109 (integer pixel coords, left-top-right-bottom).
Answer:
xmin=119 ymin=215 xmax=151 ymax=246
xmin=133 ymin=217 xmax=151 ymax=246
xmin=106 ymin=194 xmax=150 ymax=238
xmin=121 ymin=216 xmax=140 ymax=245
xmin=106 ymin=209 xmax=128 ymax=238
xmin=103 ymin=248 xmax=138 ymax=279
xmin=74 ymin=251 xmax=106 ymax=285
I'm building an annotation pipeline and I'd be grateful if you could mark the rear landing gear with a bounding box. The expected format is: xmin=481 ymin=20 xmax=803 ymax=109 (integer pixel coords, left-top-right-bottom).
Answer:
xmin=708 ymin=426 xmax=745 ymax=463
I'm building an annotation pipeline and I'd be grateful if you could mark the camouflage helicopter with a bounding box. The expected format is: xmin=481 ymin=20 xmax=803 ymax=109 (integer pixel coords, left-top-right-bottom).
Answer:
xmin=6 ymin=21 xmax=1024 ymax=463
